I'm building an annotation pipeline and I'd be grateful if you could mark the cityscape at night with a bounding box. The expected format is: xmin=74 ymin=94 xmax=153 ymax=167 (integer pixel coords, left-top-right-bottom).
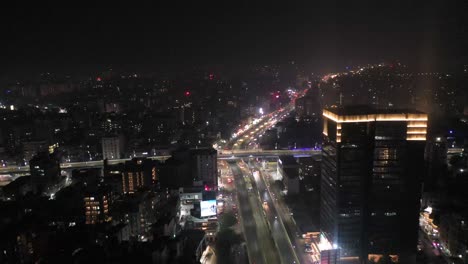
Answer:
xmin=1 ymin=2 xmax=468 ymax=264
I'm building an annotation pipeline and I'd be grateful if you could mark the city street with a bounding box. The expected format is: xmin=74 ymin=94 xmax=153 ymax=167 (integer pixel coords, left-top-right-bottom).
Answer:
xmin=419 ymin=230 xmax=448 ymax=264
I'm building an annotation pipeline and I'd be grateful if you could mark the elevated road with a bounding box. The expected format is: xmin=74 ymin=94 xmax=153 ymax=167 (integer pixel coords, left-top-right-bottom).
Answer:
xmin=0 ymin=149 xmax=320 ymax=175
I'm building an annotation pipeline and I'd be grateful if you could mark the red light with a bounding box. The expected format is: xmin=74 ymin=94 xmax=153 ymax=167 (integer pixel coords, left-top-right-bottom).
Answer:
xmin=275 ymin=95 xmax=280 ymax=99
xmin=209 ymin=73 xmax=214 ymax=80
xmin=97 ymin=77 xmax=102 ymax=82
xmin=185 ymin=91 xmax=190 ymax=96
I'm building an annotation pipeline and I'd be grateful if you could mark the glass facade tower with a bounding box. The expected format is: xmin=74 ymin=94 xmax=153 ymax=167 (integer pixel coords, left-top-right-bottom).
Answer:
xmin=320 ymin=106 xmax=427 ymax=263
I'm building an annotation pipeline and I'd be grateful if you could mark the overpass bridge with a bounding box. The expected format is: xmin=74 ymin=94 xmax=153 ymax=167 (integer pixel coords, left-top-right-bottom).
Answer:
xmin=0 ymin=149 xmax=321 ymax=176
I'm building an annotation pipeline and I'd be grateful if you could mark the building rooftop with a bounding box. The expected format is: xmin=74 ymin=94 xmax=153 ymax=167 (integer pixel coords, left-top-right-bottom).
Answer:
xmin=325 ymin=106 xmax=425 ymax=116
xmin=323 ymin=106 xmax=428 ymax=124
xmin=323 ymin=106 xmax=428 ymax=141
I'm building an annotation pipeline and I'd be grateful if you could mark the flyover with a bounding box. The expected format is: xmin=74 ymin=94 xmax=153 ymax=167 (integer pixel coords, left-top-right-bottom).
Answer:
xmin=0 ymin=149 xmax=321 ymax=175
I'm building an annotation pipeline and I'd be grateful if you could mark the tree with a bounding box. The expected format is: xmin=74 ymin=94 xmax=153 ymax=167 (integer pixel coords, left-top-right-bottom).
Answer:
xmin=215 ymin=228 xmax=242 ymax=264
xmin=219 ymin=211 xmax=237 ymax=230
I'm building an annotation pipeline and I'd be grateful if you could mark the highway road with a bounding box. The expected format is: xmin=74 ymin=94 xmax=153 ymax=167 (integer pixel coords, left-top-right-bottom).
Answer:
xmin=229 ymin=161 xmax=279 ymax=264
xmin=253 ymin=161 xmax=320 ymax=264
xmin=227 ymin=88 xmax=309 ymax=151
xmin=239 ymin=161 xmax=300 ymax=264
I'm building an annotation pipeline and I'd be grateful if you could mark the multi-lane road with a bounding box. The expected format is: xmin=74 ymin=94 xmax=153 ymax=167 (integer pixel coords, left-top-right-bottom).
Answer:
xmin=225 ymin=88 xmax=309 ymax=151
xmin=240 ymin=160 xmax=300 ymax=264
xmin=228 ymin=159 xmax=302 ymax=264
xmin=229 ymin=161 xmax=280 ymax=264
xmin=253 ymin=160 xmax=321 ymax=264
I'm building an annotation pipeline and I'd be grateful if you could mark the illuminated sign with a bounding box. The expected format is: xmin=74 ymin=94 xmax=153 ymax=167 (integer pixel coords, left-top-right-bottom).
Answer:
xmin=200 ymin=200 xmax=217 ymax=217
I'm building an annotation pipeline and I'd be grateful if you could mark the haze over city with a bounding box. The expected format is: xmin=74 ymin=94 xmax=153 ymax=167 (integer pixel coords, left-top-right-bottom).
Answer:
xmin=0 ymin=2 xmax=467 ymax=264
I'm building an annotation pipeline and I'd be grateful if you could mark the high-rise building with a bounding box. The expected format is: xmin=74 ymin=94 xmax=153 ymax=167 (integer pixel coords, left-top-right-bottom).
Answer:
xmin=102 ymin=136 xmax=123 ymax=160
xmin=29 ymin=151 xmax=61 ymax=194
xmin=421 ymin=136 xmax=448 ymax=208
xmin=295 ymin=88 xmax=321 ymax=122
xmin=320 ymin=106 xmax=427 ymax=263
xmin=278 ymin=155 xmax=300 ymax=195
xmin=190 ymin=148 xmax=218 ymax=190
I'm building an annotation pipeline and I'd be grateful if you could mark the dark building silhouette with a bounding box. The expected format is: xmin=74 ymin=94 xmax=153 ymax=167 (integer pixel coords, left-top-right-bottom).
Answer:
xmin=320 ymin=106 xmax=427 ymax=263
xmin=29 ymin=151 xmax=61 ymax=194
xmin=278 ymin=155 xmax=300 ymax=195
xmin=159 ymin=147 xmax=217 ymax=190
xmin=295 ymin=87 xmax=321 ymax=122
xmin=72 ymin=168 xmax=101 ymax=187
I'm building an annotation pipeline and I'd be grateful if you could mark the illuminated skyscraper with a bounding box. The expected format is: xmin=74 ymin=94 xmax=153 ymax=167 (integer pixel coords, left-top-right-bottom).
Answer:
xmin=320 ymin=106 xmax=427 ymax=263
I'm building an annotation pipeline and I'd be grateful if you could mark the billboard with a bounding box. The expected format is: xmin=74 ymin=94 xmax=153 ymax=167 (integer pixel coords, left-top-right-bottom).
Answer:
xmin=201 ymin=200 xmax=217 ymax=217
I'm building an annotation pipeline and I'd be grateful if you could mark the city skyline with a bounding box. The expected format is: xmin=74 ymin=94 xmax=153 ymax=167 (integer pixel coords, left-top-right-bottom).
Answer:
xmin=1 ymin=2 xmax=468 ymax=264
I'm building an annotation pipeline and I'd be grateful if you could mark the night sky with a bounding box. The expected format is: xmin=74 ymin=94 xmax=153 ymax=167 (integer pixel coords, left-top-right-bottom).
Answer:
xmin=1 ymin=1 xmax=466 ymax=75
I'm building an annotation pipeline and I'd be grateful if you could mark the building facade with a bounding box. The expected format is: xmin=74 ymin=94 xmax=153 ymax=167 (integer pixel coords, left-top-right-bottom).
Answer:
xmin=278 ymin=155 xmax=300 ymax=195
xmin=84 ymin=188 xmax=112 ymax=225
xmin=102 ymin=136 xmax=122 ymax=160
xmin=190 ymin=148 xmax=218 ymax=190
xmin=103 ymin=158 xmax=157 ymax=195
xmin=121 ymin=158 xmax=157 ymax=194
xmin=320 ymin=107 xmax=427 ymax=263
